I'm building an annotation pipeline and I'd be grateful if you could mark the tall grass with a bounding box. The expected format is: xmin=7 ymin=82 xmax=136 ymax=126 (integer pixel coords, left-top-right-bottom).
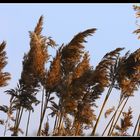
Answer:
xmin=0 ymin=5 xmax=140 ymax=136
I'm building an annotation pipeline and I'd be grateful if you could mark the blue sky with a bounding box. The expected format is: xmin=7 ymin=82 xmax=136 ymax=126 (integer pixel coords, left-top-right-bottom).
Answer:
xmin=0 ymin=3 xmax=140 ymax=136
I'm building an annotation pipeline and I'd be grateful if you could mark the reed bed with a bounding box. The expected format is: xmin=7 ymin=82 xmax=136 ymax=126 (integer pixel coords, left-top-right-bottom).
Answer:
xmin=0 ymin=5 xmax=140 ymax=136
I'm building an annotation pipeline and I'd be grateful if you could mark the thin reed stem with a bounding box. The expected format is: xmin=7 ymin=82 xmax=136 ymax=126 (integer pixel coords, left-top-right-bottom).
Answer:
xmin=3 ymin=99 xmax=14 ymax=136
xmin=17 ymin=107 xmax=24 ymax=128
xmin=15 ymin=109 xmax=20 ymax=128
xmin=53 ymin=115 xmax=58 ymax=135
xmin=57 ymin=113 xmax=63 ymax=135
xmin=37 ymin=92 xmax=51 ymax=136
xmin=107 ymin=96 xmax=126 ymax=135
xmin=109 ymin=97 xmax=129 ymax=136
xmin=11 ymin=108 xmax=21 ymax=136
xmin=25 ymin=110 xmax=31 ymax=136
xmin=132 ymin=115 xmax=140 ymax=136
xmin=102 ymin=97 xmax=125 ymax=136
xmin=91 ymin=82 xmax=114 ymax=135
xmin=12 ymin=107 xmax=24 ymax=136
xmin=40 ymin=87 xmax=45 ymax=118
xmin=3 ymin=116 xmax=9 ymax=136
xmin=137 ymin=120 xmax=140 ymax=136
xmin=54 ymin=112 xmax=61 ymax=135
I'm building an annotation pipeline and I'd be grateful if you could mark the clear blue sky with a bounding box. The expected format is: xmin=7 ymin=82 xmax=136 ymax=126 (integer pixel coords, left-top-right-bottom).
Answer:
xmin=0 ymin=3 xmax=140 ymax=136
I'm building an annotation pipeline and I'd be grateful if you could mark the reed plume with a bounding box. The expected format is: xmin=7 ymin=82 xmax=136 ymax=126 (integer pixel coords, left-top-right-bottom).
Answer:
xmin=91 ymin=47 xmax=124 ymax=135
xmin=0 ymin=41 xmax=11 ymax=87
xmin=112 ymin=107 xmax=133 ymax=136
xmin=0 ymin=5 xmax=140 ymax=136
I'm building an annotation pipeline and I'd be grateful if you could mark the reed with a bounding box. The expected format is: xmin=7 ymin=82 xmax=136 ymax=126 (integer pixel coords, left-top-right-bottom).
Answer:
xmin=0 ymin=5 xmax=140 ymax=136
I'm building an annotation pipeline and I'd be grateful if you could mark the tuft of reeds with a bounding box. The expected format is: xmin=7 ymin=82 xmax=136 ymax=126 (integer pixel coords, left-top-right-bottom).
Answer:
xmin=0 ymin=5 xmax=140 ymax=136
xmin=112 ymin=107 xmax=133 ymax=136
xmin=0 ymin=41 xmax=11 ymax=87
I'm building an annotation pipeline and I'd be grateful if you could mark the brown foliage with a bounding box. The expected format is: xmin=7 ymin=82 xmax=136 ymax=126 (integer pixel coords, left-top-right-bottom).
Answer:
xmin=0 ymin=41 xmax=11 ymax=87
xmin=45 ymin=47 xmax=62 ymax=92
xmin=61 ymin=28 xmax=96 ymax=74
xmin=113 ymin=107 xmax=133 ymax=136
xmin=1 ymin=7 xmax=140 ymax=136
xmin=117 ymin=49 xmax=140 ymax=97
xmin=105 ymin=106 xmax=115 ymax=118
